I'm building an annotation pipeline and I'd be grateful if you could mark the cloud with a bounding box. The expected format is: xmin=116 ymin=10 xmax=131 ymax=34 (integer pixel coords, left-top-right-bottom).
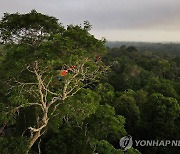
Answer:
xmin=0 ymin=0 xmax=180 ymax=41
xmin=91 ymin=29 xmax=180 ymax=42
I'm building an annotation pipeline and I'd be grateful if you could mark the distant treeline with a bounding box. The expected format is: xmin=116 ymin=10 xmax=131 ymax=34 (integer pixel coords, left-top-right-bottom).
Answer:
xmin=106 ymin=41 xmax=180 ymax=56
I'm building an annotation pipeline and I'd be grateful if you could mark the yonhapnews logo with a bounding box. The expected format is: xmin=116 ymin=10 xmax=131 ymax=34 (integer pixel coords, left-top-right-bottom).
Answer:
xmin=119 ymin=135 xmax=180 ymax=151
xmin=119 ymin=135 xmax=133 ymax=151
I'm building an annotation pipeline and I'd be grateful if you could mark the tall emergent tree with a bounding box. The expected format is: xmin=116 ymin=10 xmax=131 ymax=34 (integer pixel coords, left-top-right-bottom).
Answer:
xmin=0 ymin=10 xmax=109 ymax=153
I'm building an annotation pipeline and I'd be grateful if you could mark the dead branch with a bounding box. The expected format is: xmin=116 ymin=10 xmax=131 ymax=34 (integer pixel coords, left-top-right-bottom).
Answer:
xmin=7 ymin=59 xmax=106 ymax=153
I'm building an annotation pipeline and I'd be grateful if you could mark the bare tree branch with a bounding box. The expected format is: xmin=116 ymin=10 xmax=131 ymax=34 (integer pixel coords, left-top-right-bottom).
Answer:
xmin=6 ymin=59 xmax=106 ymax=153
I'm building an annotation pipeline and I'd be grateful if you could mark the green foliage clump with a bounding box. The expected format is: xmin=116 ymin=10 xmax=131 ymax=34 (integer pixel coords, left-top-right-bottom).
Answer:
xmin=0 ymin=137 xmax=28 ymax=154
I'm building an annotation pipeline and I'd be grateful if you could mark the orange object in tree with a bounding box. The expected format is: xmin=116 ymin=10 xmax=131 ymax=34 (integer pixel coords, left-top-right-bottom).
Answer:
xmin=61 ymin=70 xmax=68 ymax=76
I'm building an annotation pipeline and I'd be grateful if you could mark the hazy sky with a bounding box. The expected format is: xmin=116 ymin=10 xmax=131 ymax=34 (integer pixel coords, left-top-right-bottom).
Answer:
xmin=1 ymin=0 xmax=180 ymax=42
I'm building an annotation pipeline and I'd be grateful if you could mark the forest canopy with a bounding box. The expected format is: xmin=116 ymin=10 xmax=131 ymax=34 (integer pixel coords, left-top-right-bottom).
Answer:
xmin=0 ymin=10 xmax=179 ymax=154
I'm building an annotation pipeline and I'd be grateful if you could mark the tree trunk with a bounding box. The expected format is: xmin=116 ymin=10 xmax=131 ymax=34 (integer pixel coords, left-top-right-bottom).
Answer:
xmin=26 ymin=113 xmax=48 ymax=153
xmin=26 ymin=131 xmax=41 ymax=154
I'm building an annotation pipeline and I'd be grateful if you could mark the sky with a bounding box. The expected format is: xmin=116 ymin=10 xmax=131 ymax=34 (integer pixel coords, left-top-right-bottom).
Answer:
xmin=0 ymin=0 xmax=180 ymax=42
